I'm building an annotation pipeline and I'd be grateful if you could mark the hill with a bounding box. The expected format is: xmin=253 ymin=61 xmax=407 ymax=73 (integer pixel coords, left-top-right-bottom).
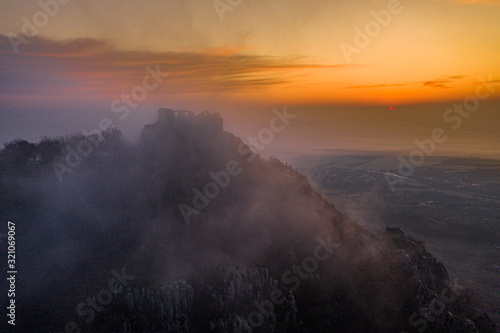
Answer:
xmin=0 ymin=109 xmax=496 ymax=332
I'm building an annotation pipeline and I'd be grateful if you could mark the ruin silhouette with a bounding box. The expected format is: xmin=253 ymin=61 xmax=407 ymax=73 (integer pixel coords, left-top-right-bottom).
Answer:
xmin=141 ymin=108 xmax=223 ymax=145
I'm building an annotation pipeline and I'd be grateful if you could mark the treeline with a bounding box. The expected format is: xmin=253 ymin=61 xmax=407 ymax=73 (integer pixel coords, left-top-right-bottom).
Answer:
xmin=0 ymin=127 xmax=125 ymax=179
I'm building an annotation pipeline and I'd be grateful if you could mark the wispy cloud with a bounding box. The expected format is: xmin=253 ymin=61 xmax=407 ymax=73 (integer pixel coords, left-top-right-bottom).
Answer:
xmin=422 ymin=75 xmax=465 ymax=89
xmin=345 ymin=76 xmax=466 ymax=90
xmin=0 ymin=35 xmax=349 ymax=99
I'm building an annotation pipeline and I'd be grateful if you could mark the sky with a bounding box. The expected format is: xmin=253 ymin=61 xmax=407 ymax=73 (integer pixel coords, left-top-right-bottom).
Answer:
xmin=0 ymin=0 xmax=499 ymax=158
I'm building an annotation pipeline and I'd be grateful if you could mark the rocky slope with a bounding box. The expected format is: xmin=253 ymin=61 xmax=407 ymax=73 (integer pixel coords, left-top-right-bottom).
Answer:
xmin=0 ymin=109 xmax=496 ymax=332
xmin=93 ymin=228 xmax=496 ymax=332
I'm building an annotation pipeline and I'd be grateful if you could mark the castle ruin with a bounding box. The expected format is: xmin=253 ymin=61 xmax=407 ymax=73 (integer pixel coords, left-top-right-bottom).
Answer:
xmin=140 ymin=108 xmax=224 ymax=144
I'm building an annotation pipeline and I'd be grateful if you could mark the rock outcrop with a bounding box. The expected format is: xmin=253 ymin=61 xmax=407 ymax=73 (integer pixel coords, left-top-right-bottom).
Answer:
xmin=101 ymin=280 xmax=194 ymax=333
xmin=89 ymin=228 xmax=496 ymax=333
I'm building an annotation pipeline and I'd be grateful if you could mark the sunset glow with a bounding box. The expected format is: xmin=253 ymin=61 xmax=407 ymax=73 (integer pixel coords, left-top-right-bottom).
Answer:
xmin=0 ymin=0 xmax=499 ymax=156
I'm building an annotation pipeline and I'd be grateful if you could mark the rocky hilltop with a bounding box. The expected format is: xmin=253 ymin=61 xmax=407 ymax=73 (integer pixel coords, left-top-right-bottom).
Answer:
xmin=0 ymin=109 xmax=496 ymax=333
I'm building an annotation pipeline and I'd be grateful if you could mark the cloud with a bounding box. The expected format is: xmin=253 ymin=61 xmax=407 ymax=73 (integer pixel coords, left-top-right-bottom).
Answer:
xmin=344 ymin=76 xmax=466 ymax=90
xmin=0 ymin=35 xmax=348 ymax=99
xmin=422 ymin=75 xmax=465 ymax=89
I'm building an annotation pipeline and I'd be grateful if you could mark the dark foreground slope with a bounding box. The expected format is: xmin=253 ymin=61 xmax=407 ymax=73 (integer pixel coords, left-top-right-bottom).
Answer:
xmin=0 ymin=109 xmax=496 ymax=333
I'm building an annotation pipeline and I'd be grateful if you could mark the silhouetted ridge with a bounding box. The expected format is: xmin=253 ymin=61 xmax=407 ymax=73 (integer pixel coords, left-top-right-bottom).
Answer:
xmin=0 ymin=108 xmax=495 ymax=333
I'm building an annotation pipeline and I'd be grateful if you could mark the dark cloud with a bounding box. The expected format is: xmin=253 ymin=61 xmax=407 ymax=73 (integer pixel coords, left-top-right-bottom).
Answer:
xmin=344 ymin=76 xmax=466 ymax=90
xmin=0 ymin=35 xmax=349 ymax=97
xmin=422 ymin=75 xmax=465 ymax=88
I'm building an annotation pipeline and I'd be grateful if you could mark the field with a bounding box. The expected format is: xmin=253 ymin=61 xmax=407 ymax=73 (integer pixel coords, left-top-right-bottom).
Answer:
xmin=293 ymin=153 xmax=500 ymax=325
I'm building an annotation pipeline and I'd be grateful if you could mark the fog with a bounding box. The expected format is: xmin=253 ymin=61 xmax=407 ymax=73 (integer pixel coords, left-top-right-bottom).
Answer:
xmin=0 ymin=109 xmax=344 ymax=330
xmin=0 ymin=109 xmax=490 ymax=332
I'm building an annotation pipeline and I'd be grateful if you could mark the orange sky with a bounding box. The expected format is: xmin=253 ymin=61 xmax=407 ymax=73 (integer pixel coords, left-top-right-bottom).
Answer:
xmin=1 ymin=0 xmax=499 ymax=106
xmin=0 ymin=0 xmax=499 ymax=157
